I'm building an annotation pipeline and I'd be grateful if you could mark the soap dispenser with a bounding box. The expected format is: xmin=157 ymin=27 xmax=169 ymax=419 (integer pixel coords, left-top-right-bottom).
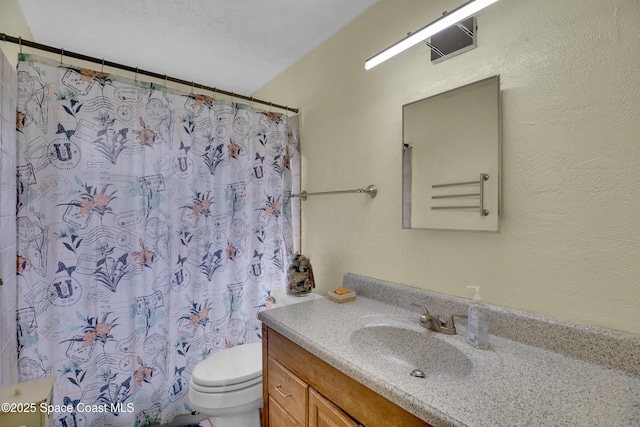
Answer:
xmin=466 ymin=286 xmax=489 ymax=349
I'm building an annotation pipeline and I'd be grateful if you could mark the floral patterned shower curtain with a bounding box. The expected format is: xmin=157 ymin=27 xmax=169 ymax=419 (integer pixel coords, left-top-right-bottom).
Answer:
xmin=16 ymin=54 xmax=296 ymax=426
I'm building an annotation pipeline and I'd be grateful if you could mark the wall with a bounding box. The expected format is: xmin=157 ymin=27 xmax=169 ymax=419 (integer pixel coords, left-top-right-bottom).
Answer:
xmin=0 ymin=47 xmax=18 ymax=387
xmin=0 ymin=0 xmax=32 ymax=67
xmin=255 ymin=0 xmax=640 ymax=334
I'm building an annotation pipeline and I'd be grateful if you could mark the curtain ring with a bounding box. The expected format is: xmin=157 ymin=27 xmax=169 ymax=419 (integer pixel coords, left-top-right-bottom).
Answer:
xmin=101 ymin=58 xmax=105 ymax=73
xmin=231 ymin=92 xmax=235 ymax=107
xmin=164 ymin=74 xmax=168 ymax=91
xmin=134 ymin=67 xmax=138 ymax=82
xmin=60 ymin=48 xmax=64 ymax=64
xmin=18 ymin=36 xmax=22 ymax=54
xmin=191 ymin=81 xmax=194 ymax=95
xmin=212 ymin=87 xmax=216 ymax=100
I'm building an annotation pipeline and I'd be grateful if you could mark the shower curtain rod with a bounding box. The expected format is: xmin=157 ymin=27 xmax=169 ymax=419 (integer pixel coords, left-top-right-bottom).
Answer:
xmin=0 ymin=32 xmax=298 ymax=114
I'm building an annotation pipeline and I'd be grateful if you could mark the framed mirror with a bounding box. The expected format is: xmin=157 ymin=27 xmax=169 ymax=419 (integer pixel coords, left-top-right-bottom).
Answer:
xmin=402 ymin=75 xmax=501 ymax=231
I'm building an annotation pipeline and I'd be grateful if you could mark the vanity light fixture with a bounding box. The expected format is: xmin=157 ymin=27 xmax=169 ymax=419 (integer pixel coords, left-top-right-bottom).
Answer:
xmin=364 ymin=0 xmax=498 ymax=70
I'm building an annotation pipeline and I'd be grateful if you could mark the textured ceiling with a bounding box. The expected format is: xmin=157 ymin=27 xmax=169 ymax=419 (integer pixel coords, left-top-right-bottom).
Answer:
xmin=17 ymin=0 xmax=378 ymax=96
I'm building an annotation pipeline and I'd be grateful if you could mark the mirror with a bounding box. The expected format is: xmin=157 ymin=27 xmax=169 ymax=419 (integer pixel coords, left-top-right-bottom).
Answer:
xmin=402 ymin=76 xmax=501 ymax=231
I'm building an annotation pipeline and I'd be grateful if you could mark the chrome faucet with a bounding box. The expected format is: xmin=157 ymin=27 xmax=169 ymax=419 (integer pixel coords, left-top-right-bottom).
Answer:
xmin=411 ymin=303 xmax=467 ymax=335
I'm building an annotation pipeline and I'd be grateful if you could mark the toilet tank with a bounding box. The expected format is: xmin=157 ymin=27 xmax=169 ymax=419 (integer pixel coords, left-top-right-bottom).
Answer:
xmin=268 ymin=286 xmax=323 ymax=309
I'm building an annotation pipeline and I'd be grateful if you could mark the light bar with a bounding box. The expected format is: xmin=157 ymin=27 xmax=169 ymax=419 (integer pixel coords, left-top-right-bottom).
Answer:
xmin=364 ymin=0 xmax=498 ymax=70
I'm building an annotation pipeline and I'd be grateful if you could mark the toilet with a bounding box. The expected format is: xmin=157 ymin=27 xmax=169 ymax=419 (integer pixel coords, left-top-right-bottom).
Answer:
xmin=188 ymin=288 xmax=322 ymax=427
xmin=188 ymin=342 xmax=263 ymax=427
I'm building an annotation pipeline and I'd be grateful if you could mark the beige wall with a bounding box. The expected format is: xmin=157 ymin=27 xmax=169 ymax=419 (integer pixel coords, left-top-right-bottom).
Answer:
xmin=255 ymin=0 xmax=640 ymax=334
xmin=0 ymin=0 xmax=33 ymax=67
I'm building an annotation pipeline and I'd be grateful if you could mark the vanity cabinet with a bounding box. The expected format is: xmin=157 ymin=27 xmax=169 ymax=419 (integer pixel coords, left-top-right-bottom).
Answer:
xmin=262 ymin=325 xmax=432 ymax=427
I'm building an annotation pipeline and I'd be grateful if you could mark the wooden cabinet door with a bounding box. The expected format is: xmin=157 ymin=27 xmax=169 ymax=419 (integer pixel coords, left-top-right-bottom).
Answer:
xmin=309 ymin=388 xmax=359 ymax=427
xmin=269 ymin=395 xmax=303 ymax=427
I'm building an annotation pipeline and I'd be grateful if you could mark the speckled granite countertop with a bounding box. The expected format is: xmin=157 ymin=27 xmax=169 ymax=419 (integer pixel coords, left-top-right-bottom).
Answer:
xmin=258 ymin=274 xmax=640 ymax=427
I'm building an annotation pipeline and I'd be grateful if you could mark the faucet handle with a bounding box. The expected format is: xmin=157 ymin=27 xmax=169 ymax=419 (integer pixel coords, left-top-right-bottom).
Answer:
xmin=410 ymin=303 xmax=441 ymax=331
xmin=410 ymin=302 xmax=431 ymax=323
xmin=442 ymin=314 xmax=468 ymax=334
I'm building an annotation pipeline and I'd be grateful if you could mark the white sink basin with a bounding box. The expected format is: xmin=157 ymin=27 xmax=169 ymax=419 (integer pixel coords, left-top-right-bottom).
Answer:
xmin=350 ymin=316 xmax=473 ymax=380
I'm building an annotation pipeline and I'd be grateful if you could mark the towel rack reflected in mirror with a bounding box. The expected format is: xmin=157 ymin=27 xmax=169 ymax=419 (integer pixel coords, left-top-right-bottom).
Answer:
xmin=431 ymin=173 xmax=489 ymax=216
xmin=291 ymin=185 xmax=377 ymax=201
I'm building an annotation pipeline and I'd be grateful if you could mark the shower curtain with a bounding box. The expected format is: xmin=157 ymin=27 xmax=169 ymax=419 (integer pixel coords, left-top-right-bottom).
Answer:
xmin=15 ymin=54 xmax=297 ymax=427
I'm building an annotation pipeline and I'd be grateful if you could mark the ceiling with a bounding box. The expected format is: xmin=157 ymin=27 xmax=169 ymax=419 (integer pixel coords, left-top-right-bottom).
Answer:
xmin=18 ymin=0 xmax=379 ymax=96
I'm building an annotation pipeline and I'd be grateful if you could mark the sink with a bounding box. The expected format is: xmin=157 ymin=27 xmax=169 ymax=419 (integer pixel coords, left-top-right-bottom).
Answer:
xmin=350 ymin=316 xmax=473 ymax=380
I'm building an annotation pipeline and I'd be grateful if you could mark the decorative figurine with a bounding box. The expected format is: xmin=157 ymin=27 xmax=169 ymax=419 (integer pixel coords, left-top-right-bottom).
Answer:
xmin=286 ymin=253 xmax=315 ymax=296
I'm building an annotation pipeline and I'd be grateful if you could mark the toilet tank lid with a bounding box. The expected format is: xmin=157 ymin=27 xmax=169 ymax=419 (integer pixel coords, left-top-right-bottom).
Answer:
xmin=191 ymin=342 xmax=262 ymax=387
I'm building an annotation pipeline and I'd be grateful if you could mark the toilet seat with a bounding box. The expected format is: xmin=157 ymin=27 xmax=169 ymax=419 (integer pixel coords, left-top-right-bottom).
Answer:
xmin=191 ymin=342 xmax=262 ymax=390
xmin=189 ymin=378 xmax=263 ymax=415
xmin=190 ymin=374 xmax=261 ymax=393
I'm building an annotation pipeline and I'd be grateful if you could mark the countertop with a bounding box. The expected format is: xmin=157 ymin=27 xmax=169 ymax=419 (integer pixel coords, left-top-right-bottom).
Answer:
xmin=258 ymin=287 xmax=640 ymax=427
